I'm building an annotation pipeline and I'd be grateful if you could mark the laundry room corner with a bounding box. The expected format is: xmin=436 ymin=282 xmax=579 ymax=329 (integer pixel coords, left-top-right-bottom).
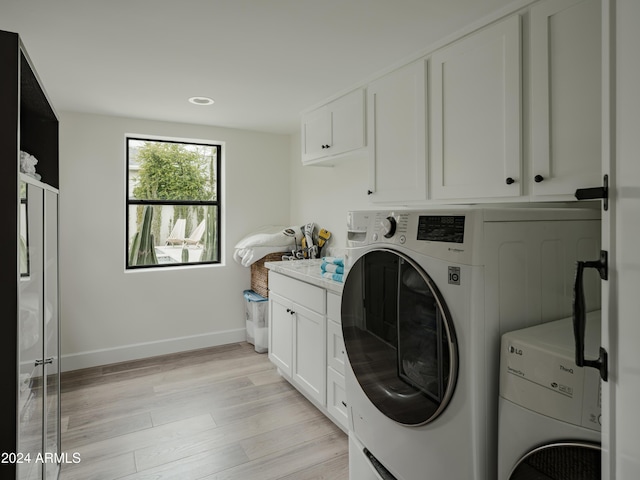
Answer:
xmin=287 ymin=131 xmax=370 ymax=256
xmin=58 ymin=111 xmax=292 ymax=370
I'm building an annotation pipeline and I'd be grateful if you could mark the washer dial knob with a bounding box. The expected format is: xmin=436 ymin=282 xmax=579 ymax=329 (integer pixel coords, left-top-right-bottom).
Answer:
xmin=381 ymin=216 xmax=397 ymax=238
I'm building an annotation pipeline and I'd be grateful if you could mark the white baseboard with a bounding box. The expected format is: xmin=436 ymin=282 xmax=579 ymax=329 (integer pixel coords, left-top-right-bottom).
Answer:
xmin=60 ymin=328 xmax=246 ymax=372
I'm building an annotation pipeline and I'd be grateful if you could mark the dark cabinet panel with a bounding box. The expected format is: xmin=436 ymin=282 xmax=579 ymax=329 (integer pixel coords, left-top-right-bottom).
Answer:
xmin=1 ymin=29 xmax=60 ymax=480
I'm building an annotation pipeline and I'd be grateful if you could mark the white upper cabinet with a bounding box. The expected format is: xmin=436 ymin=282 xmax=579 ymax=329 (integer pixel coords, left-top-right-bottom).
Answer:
xmin=367 ymin=58 xmax=428 ymax=203
xmin=530 ymin=0 xmax=602 ymax=197
xmin=301 ymin=88 xmax=366 ymax=165
xmin=302 ymin=107 xmax=331 ymax=163
xmin=430 ymin=15 xmax=522 ymax=200
xmin=299 ymin=0 xmax=603 ymax=204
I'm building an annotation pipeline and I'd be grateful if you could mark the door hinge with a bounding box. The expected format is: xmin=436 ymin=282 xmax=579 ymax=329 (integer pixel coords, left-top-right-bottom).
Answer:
xmin=575 ymin=174 xmax=609 ymax=211
xmin=585 ymin=250 xmax=608 ymax=281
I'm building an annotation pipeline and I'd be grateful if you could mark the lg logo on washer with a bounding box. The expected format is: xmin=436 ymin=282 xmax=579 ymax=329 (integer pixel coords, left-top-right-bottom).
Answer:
xmin=448 ymin=266 xmax=461 ymax=285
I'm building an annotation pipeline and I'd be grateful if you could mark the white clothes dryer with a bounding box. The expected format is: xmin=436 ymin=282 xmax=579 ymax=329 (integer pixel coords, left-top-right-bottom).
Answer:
xmin=498 ymin=311 xmax=602 ymax=480
xmin=340 ymin=207 xmax=601 ymax=480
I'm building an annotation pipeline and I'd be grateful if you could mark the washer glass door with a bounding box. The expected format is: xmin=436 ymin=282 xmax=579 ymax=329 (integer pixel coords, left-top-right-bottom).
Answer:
xmin=341 ymin=249 xmax=458 ymax=426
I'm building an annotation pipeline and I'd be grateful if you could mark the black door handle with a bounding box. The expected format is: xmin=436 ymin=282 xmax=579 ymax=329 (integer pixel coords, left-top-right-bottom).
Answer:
xmin=573 ymin=251 xmax=608 ymax=381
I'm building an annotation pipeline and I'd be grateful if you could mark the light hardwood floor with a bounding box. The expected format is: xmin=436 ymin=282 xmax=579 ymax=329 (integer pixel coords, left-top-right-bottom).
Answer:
xmin=59 ymin=342 xmax=349 ymax=480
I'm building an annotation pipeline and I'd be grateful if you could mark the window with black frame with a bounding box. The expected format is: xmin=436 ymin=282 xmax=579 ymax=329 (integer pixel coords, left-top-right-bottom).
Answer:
xmin=126 ymin=137 xmax=221 ymax=269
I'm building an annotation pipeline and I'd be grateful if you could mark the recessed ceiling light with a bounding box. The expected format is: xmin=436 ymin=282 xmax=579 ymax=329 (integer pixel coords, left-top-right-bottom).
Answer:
xmin=188 ymin=96 xmax=215 ymax=106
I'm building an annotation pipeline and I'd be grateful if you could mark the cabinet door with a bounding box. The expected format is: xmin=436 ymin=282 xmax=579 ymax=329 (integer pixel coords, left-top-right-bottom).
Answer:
xmin=18 ymin=183 xmax=44 ymax=480
xmin=268 ymin=293 xmax=293 ymax=377
xmin=327 ymin=319 xmax=346 ymax=375
xmin=302 ymin=89 xmax=366 ymax=165
xmin=329 ymin=88 xmax=365 ymax=158
xmin=530 ymin=0 xmax=601 ymax=197
xmin=293 ymin=303 xmax=326 ymax=405
xmin=431 ymin=15 xmax=522 ymax=199
xmin=327 ymin=367 xmax=348 ymax=430
xmin=44 ymin=189 xmax=60 ymax=480
xmin=302 ymin=106 xmax=330 ymax=163
xmin=368 ymin=59 xmax=428 ymax=203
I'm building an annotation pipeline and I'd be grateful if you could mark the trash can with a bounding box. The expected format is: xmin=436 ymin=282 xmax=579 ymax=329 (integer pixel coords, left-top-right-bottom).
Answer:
xmin=243 ymin=289 xmax=268 ymax=353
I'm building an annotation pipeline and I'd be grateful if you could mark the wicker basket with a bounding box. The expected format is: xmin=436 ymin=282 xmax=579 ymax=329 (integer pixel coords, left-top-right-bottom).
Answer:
xmin=250 ymin=252 xmax=284 ymax=298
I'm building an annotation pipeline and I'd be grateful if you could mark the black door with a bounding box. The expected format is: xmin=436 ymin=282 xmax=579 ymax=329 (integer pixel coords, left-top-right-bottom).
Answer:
xmin=341 ymin=249 xmax=458 ymax=426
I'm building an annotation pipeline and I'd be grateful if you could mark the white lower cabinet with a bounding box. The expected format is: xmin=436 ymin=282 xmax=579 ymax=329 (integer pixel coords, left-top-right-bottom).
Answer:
xmin=268 ymin=292 xmax=294 ymax=377
xmin=326 ymin=292 xmax=348 ymax=430
xmin=327 ymin=319 xmax=346 ymax=374
xmin=292 ymin=303 xmax=326 ymax=404
xmin=327 ymin=367 xmax=349 ymax=429
xmin=268 ymin=271 xmax=347 ymax=431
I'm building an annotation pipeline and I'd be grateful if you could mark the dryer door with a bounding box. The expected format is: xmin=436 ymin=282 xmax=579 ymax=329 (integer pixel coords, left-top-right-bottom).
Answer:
xmin=509 ymin=442 xmax=601 ymax=480
xmin=341 ymin=248 xmax=458 ymax=426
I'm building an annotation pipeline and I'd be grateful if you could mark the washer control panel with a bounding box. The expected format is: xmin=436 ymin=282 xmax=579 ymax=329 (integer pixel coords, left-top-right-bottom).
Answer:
xmin=346 ymin=210 xmax=479 ymax=265
xmin=381 ymin=216 xmax=397 ymax=238
xmin=373 ymin=212 xmax=409 ymax=242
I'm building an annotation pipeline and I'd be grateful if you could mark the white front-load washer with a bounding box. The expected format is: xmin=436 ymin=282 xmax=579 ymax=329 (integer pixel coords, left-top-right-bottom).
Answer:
xmin=498 ymin=311 xmax=602 ymax=480
xmin=340 ymin=207 xmax=601 ymax=480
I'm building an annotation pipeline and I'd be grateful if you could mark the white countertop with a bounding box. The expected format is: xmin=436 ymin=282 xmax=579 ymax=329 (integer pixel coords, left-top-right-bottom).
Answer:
xmin=264 ymin=259 xmax=344 ymax=294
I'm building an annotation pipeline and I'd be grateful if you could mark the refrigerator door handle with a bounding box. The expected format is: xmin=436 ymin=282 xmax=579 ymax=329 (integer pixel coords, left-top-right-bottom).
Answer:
xmin=573 ymin=251 xmax=608 ymax=381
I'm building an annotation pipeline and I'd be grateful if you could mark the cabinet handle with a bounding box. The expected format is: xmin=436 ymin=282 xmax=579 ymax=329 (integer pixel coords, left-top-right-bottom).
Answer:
xmin=341 ymin=401 xmax=347 ymax=407
xmin=367 ymin=190 xmax=373 ymax=195
xmin=506 ymin=177 xmax=516 ymax=185
xmin=321 ymin=144 xmax=331 ymax=149
xmin=534 ymin=175 xmax=544 ymax=183
xmin=35 ymin=358 xmax=53 ymax=367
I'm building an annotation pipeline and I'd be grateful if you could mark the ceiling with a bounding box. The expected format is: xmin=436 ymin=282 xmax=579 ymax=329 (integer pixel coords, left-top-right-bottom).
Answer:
xmin=2 ymin=0 xmax=513 ymax=135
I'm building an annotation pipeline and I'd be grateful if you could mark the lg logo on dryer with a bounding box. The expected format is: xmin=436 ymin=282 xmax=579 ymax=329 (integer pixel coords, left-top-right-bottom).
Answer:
xmin=509 ymin=345 xmax=523 ymax=356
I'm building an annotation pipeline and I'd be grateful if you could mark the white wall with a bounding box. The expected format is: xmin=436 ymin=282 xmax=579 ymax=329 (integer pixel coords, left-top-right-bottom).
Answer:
xmin=59 ymin=112 xmax=291 ymax=371
xmin=287 ymin=133 xmax=371 ymax=254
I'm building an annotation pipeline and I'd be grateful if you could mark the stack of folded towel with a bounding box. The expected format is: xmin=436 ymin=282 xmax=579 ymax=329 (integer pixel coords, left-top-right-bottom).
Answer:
xmin=321 ymin=257 xmax=344 ymax=283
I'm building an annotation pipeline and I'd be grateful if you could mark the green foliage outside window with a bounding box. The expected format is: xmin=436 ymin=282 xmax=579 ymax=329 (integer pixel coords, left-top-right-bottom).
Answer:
xmin=127 ymin=138 xmax=220 ymax=268
xmin=133 ymin=142 xmax=214 ymax=202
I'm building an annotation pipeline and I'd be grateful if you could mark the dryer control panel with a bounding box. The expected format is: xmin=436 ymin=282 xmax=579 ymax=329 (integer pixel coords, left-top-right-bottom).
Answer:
xmin=500 ymin=311 xmax=602 ymax=432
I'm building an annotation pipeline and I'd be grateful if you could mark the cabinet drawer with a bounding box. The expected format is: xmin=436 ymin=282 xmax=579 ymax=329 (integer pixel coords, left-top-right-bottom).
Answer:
xmin=327 ymin=319 xmax=346 ymax=375
xmin=269 ymin=272 xmax=325 ymax=314
xmin=327 ymin=367 xmax=349 ymax=430
xmin=327 ymin=292 xmax=341 ymax=323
